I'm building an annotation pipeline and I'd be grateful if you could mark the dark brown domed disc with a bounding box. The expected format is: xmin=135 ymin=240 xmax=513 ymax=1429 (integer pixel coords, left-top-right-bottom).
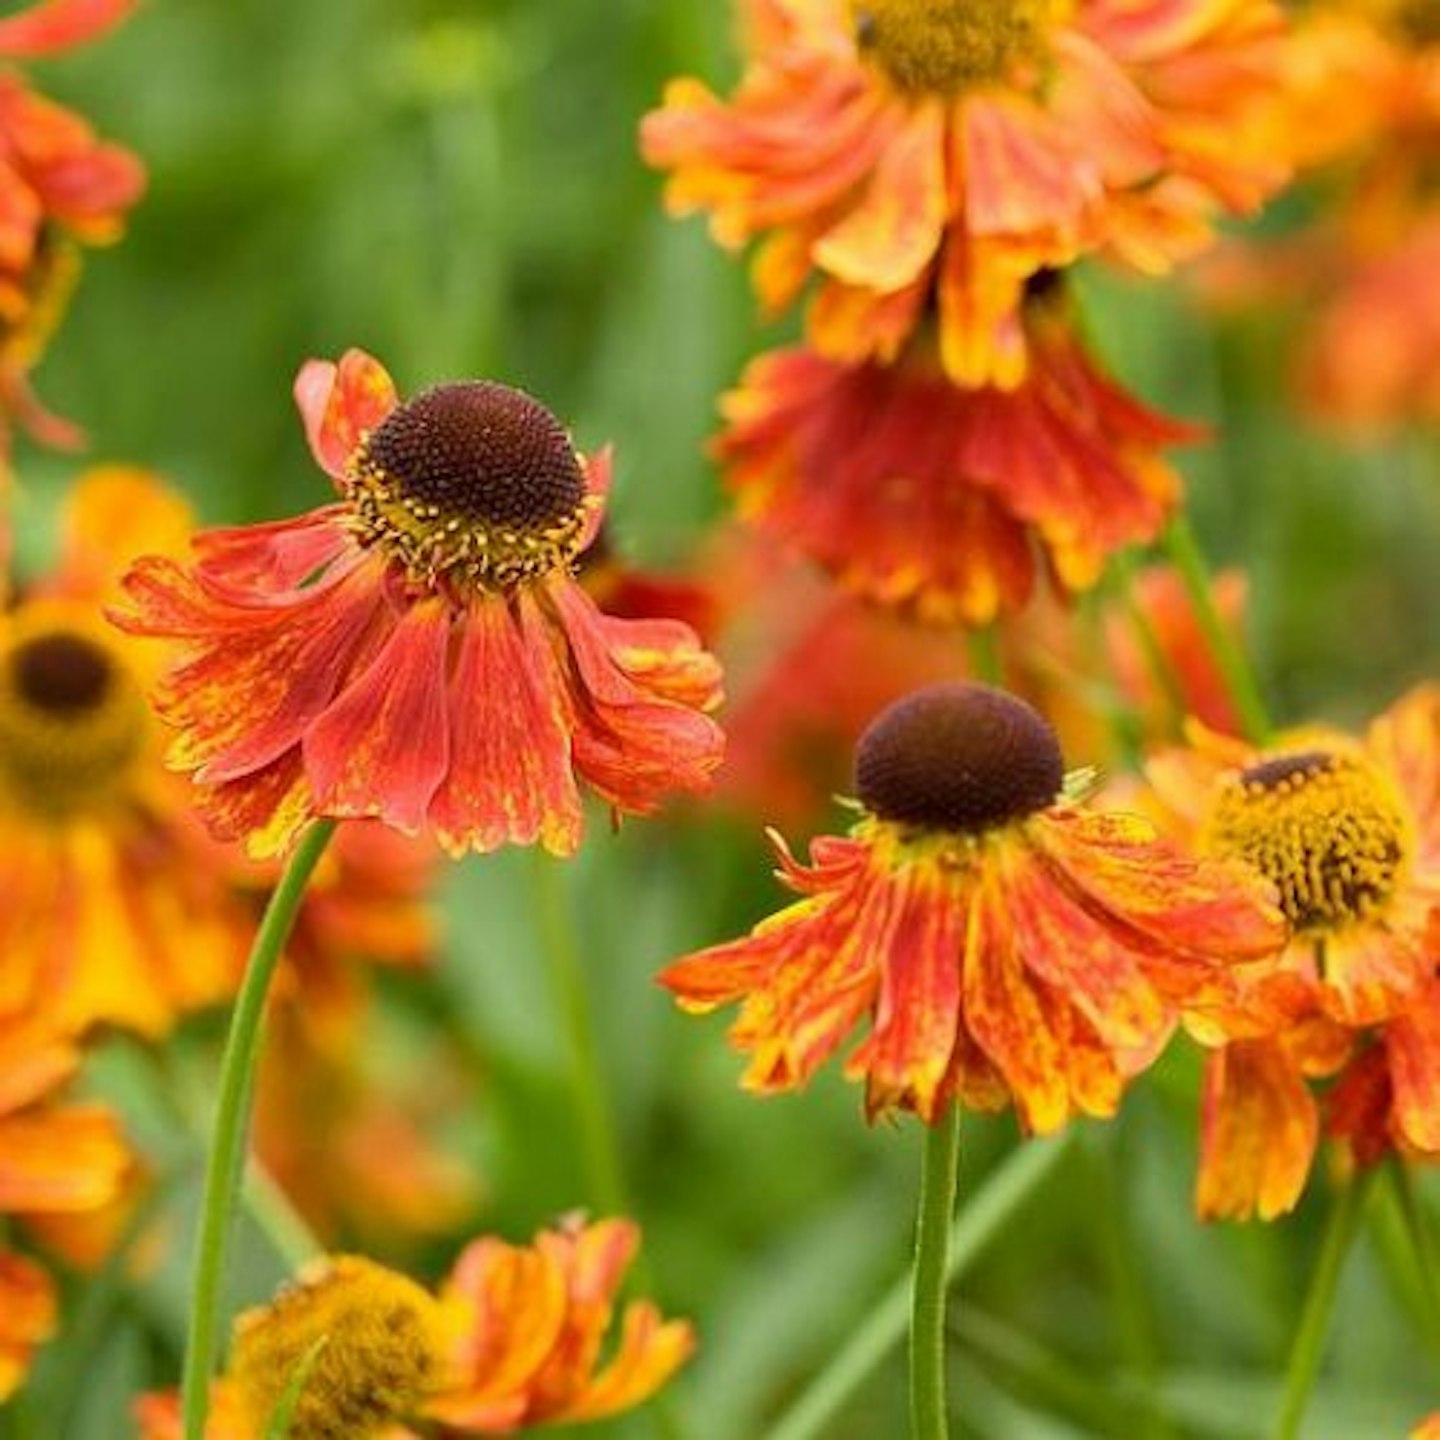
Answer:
xmin=855 ymin=682 xmax=1064 ymax=833
xmin=366 ymin=381 xmax=586 ymax=536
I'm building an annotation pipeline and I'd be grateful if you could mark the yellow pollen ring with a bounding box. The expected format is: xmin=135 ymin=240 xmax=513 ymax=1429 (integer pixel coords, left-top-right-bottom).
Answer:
xmin=230 ymin=1255 xmax=446 ymax=1440
xmin=851 ymin=0 xmax=1062 ymax=94
xmin=0 ymin=604 xmax=148 ymax=822
xmin=1200 ymin=748 xmax=1411 ymax=936
xmin=345 ymin=435 xmax=597 ymax=594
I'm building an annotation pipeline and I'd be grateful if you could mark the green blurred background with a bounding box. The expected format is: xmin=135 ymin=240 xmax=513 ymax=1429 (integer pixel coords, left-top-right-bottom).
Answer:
xmin=8 ymin=1 xmax=1440 ymax=1437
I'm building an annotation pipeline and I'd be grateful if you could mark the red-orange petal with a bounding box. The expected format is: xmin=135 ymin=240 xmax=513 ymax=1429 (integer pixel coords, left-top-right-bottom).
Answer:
xmin=294 ymin=348 xmax=398 ymax=483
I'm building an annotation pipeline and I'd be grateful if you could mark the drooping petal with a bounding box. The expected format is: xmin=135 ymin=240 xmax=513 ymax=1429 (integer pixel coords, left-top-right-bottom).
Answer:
xmin=0 ymin=1102 xmax=128 ymax=1213
xmin=429 ymin=592 xmax=583 ymax=858
xmin=1196 ymin=1039 xmax=1317 ymax=1221
xmin=814 ymin=99 xmax=948 ymax=292
xmin=304 ymin=598 xmax=452 ymax=833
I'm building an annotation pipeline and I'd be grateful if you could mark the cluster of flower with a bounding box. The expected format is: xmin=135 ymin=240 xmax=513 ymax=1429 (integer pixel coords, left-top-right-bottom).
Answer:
xmin=1 ymin=0 xmax=1439 ymax=1437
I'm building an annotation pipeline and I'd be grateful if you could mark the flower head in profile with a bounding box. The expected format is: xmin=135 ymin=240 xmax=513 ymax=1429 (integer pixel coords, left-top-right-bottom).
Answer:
xmin=643 ymin=0 xmax=1290 ymax=387
xmin=0 ymin=1009 xmax=131 ymax=1400
xmin=429 ymin=1214 xmax=695 ymax=1432
xmin=135 ymin=1217 xmax=693 ymax=1438
xmin=0 ymin=1 xmax=144 ymax=454
xmin=715 ymin=284 xmax=1195 ymax=624
xmin=113 ymin=349 xmax=725 ymax=859
xmin=662 ymin=682 xmax=1285 ymax=1129
xmin=0 ymin=469 xmax=247 ymax=1036
xmin=1147 ymin=686 xmax=1440 ymax=1218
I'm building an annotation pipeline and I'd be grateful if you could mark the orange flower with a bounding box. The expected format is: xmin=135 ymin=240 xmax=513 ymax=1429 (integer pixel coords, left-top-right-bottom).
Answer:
xmin=0 ymin=1010 xmax=130 ymax=1398
xmin=661 ymin=682 xmax=1285 ymax=1128
xmin=113 ymin=350 xmax=725 ymax=859
xmin=253 ymin=993 xmax=480 ymax=1248
xmin=715 ymin=287 xmax=1194 ymax=624
xmin=0 ymin=1249 xmax=52 ymax=1403
xmin=135 ymin=1219 xmax=692 ymax=1438
xmin=642 ymin=0 xmax=1290 ymax=386
xmin=1300 ymin=215 xmax=1440 ymax=430
xmin=1148 ymin=685 xmax=1440 ymax=1216
xmin=0 ymin=469 xmax=247 ymax=1035
xmin=0 ymin=0 xmax=135 ymax=56
xmin=1101 ymin=564 xmax=1248 ymax=741
xmin=1327 ymin=979 xmax=1440 ymax=1168
xmin=1414 ymin=1412 xmax=1440 ymax=1440
xmin=717 ymin=539 xmax=964 ymax=827
xmin=0 ymin=40 xmax=144 ymax=452
xmin=428 ymin=1215 xmax=695 ymax=1433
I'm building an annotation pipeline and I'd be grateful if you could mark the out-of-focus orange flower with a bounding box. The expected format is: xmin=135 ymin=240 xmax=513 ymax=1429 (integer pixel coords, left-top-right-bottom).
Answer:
xmin=0 ymin=44 xmax=144 ymax=453
xmin=715 ymin=287 xmax=1195 ymax=624
xmin=717 ymin=540 xmax=964 ymax=827
xmin=0 ymin=0 xmax=135 ymax=57
xmin=1148 ymin=685 xmax=1440 ymax=1216
xmin=136 ymin=1219 xmax=692 ymax=1438
xmin=134 ymin=1385 xmax=258 ymax=1440
xmin=253 ymin=996 xmax=480 ymax=1249
xmin=0 ymin=470 xmax=247 ymax=1035
xmin=428 ymin=1215 xmax=695 ymax=1433
xmin=252 ymin=820 xmax=437 ymax=1047
xmin=0 ymin=1010 xmax=130 ymax=1399
xmin=1300 ymin=216 xmax=1440 ymax=429
xmin=1327 ymin=979 xmax=1440 ymax=1167
xmin=643 ymin=0 xmax=1290 ymax=388
xmin=663 ymin=682 xmax=1285 ymax=1128
xmin=1103 ymin=564 xmax=1248 ymax=740
xmin=1413 ymin=1410 xmax=1440 ymax=1439
xmin=113 ymin=350 xmax=725 ymax=859
xmin=0 ymin=1249 xmax=53 ymax=1402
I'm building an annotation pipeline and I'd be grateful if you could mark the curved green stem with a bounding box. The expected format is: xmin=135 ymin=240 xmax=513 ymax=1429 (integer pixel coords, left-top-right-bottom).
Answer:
xmin=182 ymin=819 xmax=338 ymax=1440
xmin=766 ymin=1134 xmax=1075 ymax=1440
xmin=911 ymin=1105 xmax=962 ymax=1440
xmin=1161 ymin=516 xmax=1272 ymax=746
xmin=1271 ymin=1168 xmax=1375 ymax=1440
xmin=530 ymin=850 xmax=628 ymax=1218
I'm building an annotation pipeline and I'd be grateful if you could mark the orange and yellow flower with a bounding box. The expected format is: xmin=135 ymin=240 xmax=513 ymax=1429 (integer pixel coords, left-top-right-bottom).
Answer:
xmin=0 ymin=1009 xmax=131 ymax=1400
xmin=135 ymin=1218 xmax=693 ymax=1438
xmin=0 ymin=469 xmax=247 ymax=1036
xmin=1147 ymin=685 xmax=1440 ymax=1216
xmin=643 ymin=0 xmax=1290 ymax=387
xmin=0 ymin=4 xmax=144 ymax=455
xmin=1300 ymin=216 xmax=1440 ymax=430
xmin=429 ymin=1215 xmax=695 ymax=1433
xmin=113 ymin=349 xmax=725 ymax=859
xmin=662 ymin=682 xmax=1285 ymax=1128
xmin=715 ymin=286 xmax=1195 ymax=624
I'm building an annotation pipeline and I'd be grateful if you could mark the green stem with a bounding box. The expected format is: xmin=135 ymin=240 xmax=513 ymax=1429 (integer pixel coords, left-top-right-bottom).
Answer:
xmin=1271 ymin=1168 xmax=1375 ymax=1440
xmin=1389 ymin=1160 xmax=1440 ymax=1347
xmin=765 ymin=1133 xmax=1075 ymax=1440
xmin=1109 ymin=547 xmax=1188 ymax=729
xmin=530 ymin=850 xmax=628 ymax=1218
xmin=1160 ymin=516 xmax=1272 ymax=746
xmin=181 ymin=819 xmax=338 ymax=1440
xmin=911 ymin=1105 xmax=962 ymax=1440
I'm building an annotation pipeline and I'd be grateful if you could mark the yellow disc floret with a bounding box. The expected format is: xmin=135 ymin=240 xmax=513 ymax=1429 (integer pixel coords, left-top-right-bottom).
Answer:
xmin=852 ymin=0 xmax=1061 ymax=94
xmin=0 ymin=604 xmax=148 ymax=822
xmin=1201 ymin=748 xmax=1410 ymax=936
xmin=230 ymin=1255 xmax=445 ymax=1440
xmin=347 ymin=380 xmax=595 ymax=593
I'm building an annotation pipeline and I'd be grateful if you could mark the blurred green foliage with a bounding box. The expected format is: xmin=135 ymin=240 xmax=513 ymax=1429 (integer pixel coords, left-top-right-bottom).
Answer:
xmin=5 ymin=2 xmax=1440 ymax=1438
